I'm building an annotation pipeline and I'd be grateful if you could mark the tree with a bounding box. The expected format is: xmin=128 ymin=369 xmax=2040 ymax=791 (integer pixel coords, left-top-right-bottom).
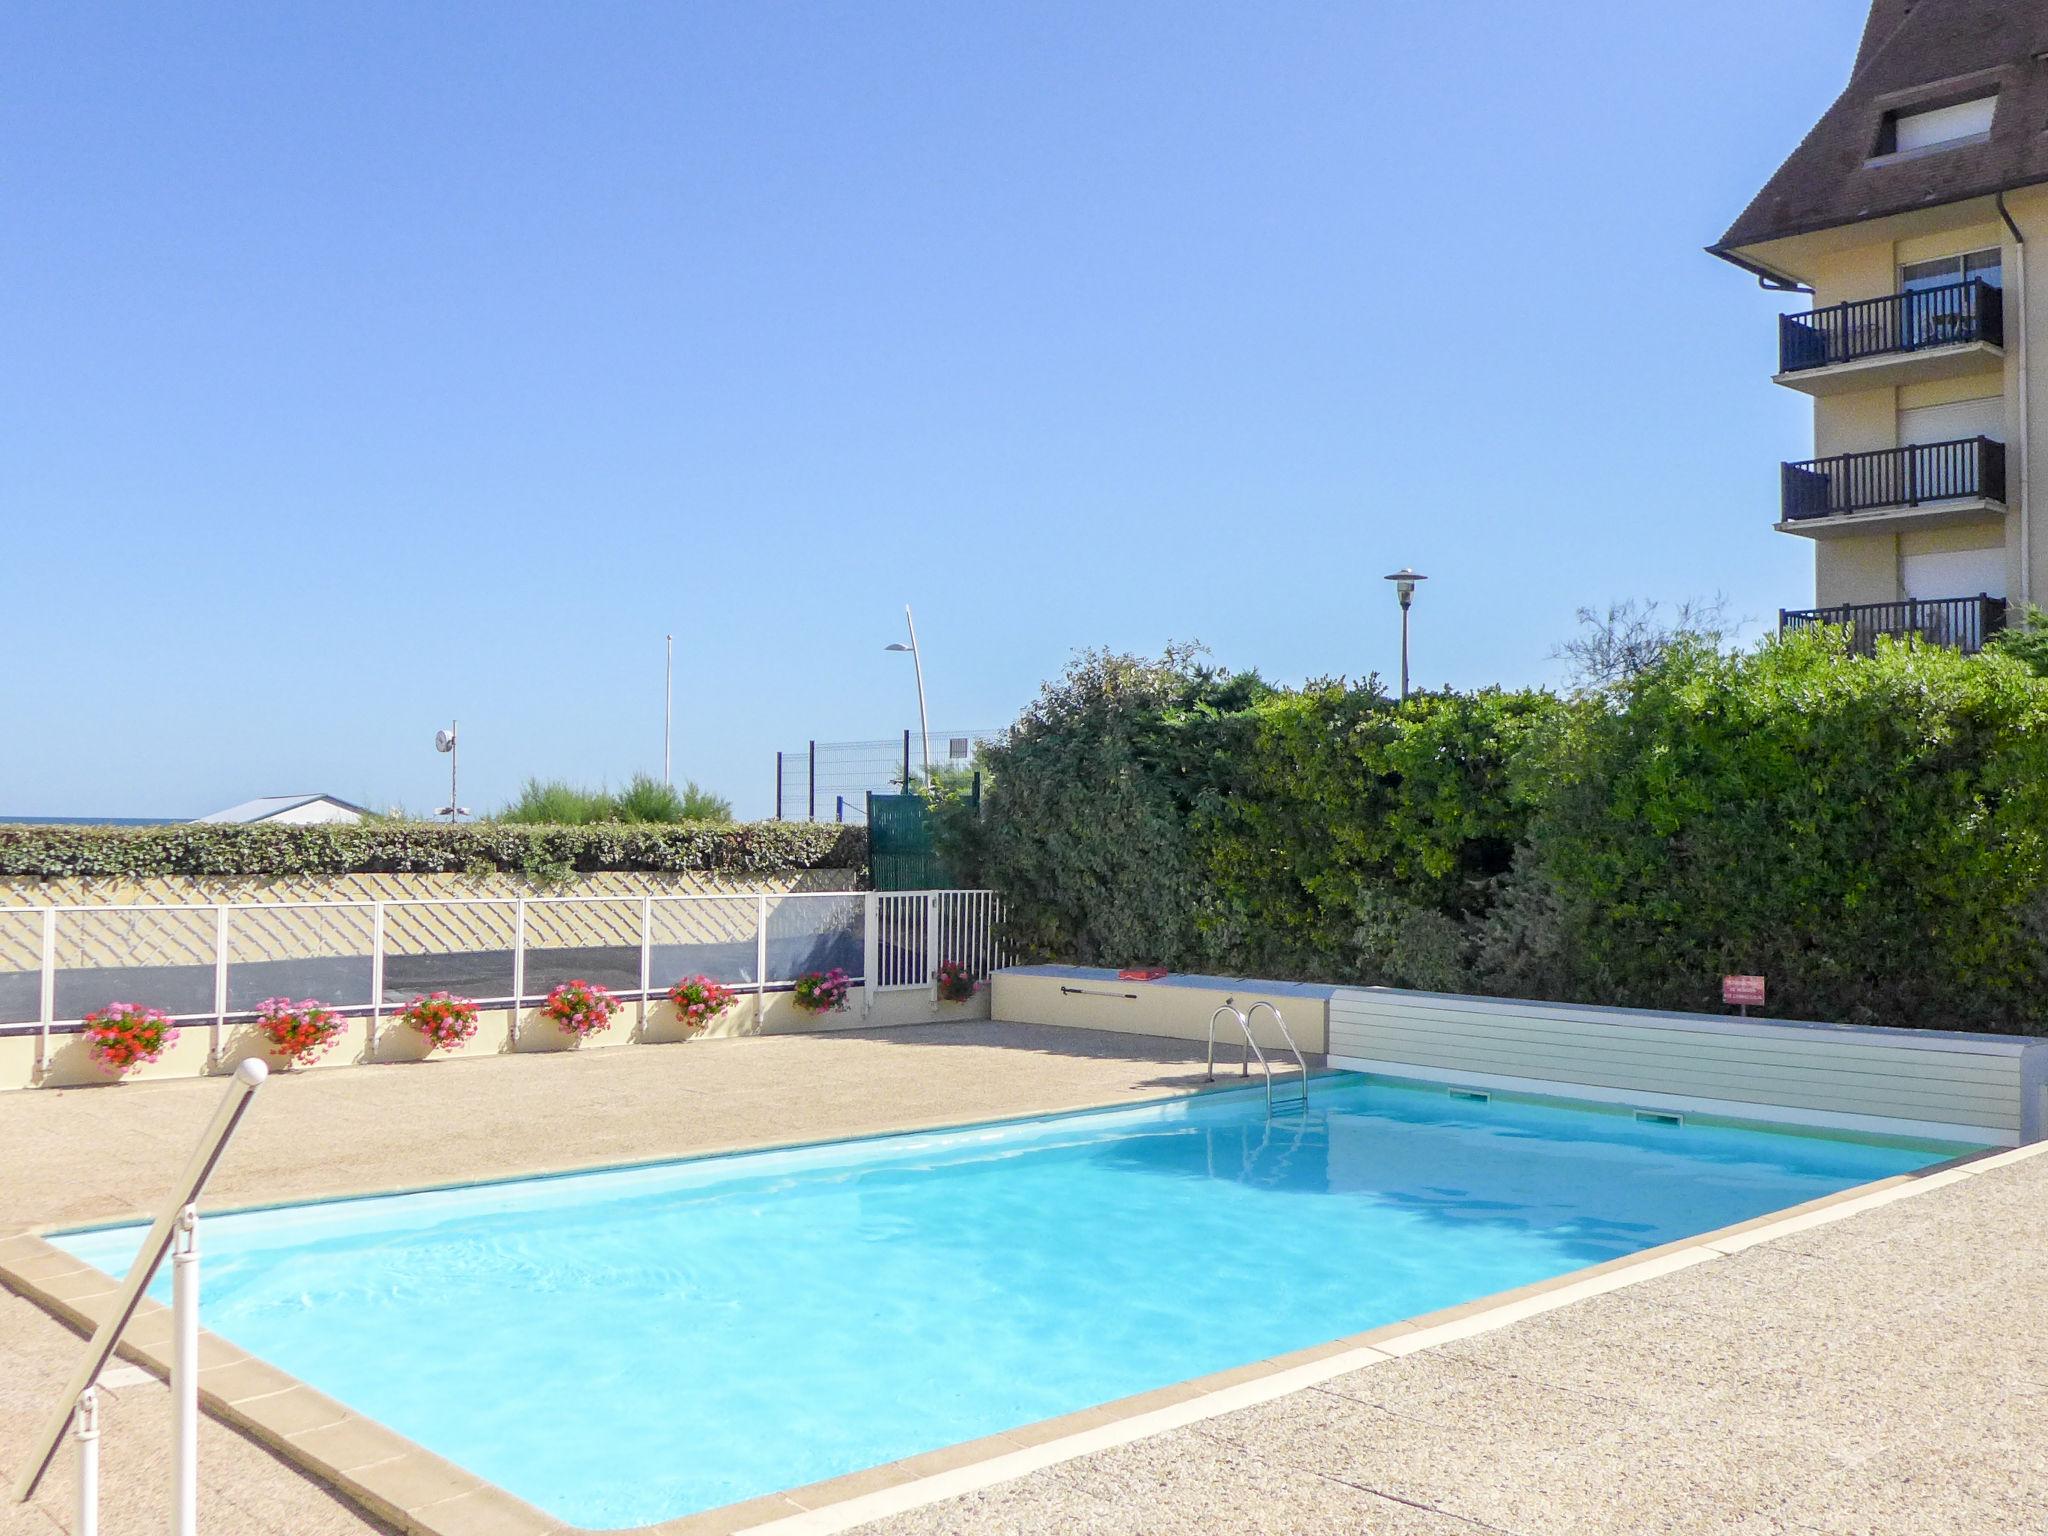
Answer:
xmin=1553 ymin=596 xmax=1732 ymax=691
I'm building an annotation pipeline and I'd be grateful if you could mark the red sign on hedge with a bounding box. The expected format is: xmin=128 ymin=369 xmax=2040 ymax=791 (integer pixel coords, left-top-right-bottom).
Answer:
xmin=1722 ymin=974 xmax=1766 ymax=1008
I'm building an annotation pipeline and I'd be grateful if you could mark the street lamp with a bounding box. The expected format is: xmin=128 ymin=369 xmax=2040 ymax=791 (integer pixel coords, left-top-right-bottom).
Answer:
xmin=1383 ymin=569 xmax=1427 ymax=700
xmin=884 ymin=604 xmax=932 ymax=789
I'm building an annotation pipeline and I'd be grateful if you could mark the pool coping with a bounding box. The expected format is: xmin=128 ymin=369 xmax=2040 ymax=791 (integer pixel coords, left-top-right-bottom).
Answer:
xmin=2 ymin=1092 xmax=2039 ymax=1536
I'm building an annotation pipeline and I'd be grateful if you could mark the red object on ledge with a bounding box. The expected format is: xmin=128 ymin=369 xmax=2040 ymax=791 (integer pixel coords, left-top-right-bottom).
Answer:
xmin=1117 ymin=966 xmax=1169 ymax=981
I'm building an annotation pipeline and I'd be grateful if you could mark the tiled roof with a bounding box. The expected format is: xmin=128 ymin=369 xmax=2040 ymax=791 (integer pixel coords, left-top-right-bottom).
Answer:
xmin=1715 ymin=0 xmax=2048 ymax=259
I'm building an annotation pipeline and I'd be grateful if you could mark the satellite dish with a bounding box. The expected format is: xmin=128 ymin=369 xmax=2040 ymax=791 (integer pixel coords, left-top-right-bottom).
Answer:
xmin=435 ymin=729 xmax=456 ymax=753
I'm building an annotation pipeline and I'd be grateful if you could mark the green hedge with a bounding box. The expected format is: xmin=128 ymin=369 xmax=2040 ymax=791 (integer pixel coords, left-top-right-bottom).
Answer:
xmin=948 ymin=632 xmax=2048 ymax=1033
xmin=0 ymin=820 xmax=865 ymax=880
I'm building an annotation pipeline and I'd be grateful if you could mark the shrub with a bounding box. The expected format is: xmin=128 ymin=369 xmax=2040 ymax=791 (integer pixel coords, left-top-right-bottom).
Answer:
xmin=497 ymin=774 xmax=734 ymax=825
xmin=542 ymin=979 xmax=619 ymax=1039
xmin=935 ymin=961 xmax=977 ymax=1002
xmin=0 ymin=820 xmax=859 ymax=879
xmin=963 ymin=628 xmax=2048 ymax=1032
xmin=666 ymin=975 xmax=737 ymax=1031
xmin=400 ymin=992 xmax=480 ymax=1051
xmin=83 ymin=1002 xmax=177 ymax=1077
xmin=791 ymin=969 xmax=851 ymax=1014
xmin=255 ymin=997 xmax=344 ymax=1067
xmin=1517 ymin=628 xmax=2048 ymax=1030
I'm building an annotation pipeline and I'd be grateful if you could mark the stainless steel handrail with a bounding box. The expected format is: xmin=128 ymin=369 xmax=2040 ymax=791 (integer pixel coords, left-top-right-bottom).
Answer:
xmin=1206 ymin=1002 xmax=1306 ymax=1116
xmin=1244 ymin=1001 xmax=1310 ymax=1110
xmin=14 ymin=1058 xmax=268 ymax=1531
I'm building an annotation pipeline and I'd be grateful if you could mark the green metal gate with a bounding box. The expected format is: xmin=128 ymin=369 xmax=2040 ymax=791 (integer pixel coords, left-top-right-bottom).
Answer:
xmin=867 ymin=793 xmax=938 ymax=891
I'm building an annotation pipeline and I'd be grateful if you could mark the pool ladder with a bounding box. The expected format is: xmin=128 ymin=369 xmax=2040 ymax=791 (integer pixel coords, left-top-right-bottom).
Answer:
xmin=1207 ymin=1000 xmax=1310 ymax=1116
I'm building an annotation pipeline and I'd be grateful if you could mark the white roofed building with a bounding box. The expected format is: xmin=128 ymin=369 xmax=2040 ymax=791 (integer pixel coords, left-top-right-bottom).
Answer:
xmin=194 ymin=794 xmax=370 ymax=826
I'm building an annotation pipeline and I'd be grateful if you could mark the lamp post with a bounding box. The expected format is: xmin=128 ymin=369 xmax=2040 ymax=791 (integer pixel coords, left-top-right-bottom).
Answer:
xmin=884 ymin=605 xmax=932 ymax=790
xmin=663 ymin=634 xmax=673 ymax=787
xmin=433 ymin=721 xmax=469 ymax=821
xmin=1383 ymin=569 xmax=1427 ymax=700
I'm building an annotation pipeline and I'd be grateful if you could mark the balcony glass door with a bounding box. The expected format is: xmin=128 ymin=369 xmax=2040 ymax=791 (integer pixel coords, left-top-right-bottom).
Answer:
xmin=1900 ymin=249 xmax=2001 ymax=348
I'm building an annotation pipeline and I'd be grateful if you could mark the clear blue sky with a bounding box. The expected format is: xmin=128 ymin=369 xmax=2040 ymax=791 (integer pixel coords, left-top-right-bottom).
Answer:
xmin=4 ymin=0 xmax=1867 ymax=820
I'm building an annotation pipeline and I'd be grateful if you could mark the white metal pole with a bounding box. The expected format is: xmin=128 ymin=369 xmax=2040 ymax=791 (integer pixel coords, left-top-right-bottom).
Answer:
xmin=367 ymin=900 xmax=386 ymax=1059
xmin=449 ymin=719 xmax=460 ymax=821
xmin=211 ymin=907 xmax=229 ymax=1070
xmin=904 ymin=605 xmax=932 ymax=788
xmin=72 ymin=1387 xmax=98 ymax=1536
xmin=925 ymin=892 xmax=940 ymax=1002
xmin=638 ymin=894 xmax=653 ymax=1033
xmin=664 ymin=635 xmax=674 ymax=787
xmin=862 ymin=892 xmax=879 ymax=1018
xmin=755 ymin=894 xmax=769 ymax=1026
xmin=170 ymin=1204 xmax=198 ymax=1536
xmin=509 ymin=897 xmax=526 ymax=1049
xmin=36 ymin=907 xmax=54 ymax=1083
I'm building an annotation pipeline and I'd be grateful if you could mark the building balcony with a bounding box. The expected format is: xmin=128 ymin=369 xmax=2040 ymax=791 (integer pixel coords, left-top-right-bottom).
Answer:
xmin=1775 ymin=280 xmax=2003 ymax=395
xmin=1780 ymin=595 xmax=2006 ymax=656
xmin=1777 ymin=437 xmax=2006 ymax=537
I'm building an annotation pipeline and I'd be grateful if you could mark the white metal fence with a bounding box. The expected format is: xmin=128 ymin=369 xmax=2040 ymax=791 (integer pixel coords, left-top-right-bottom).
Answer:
xmin=0 ymin=889 xmax=1008 ymax=1075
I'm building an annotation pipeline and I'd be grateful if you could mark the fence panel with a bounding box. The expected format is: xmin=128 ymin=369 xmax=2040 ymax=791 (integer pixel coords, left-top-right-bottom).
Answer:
xmin=763 ymin=893 xmax=865 ymax=983
xmin=647 ymin=895 xmax=761 ymax=986
xmin=382 ymin=899 xmax=519 ymax=1004
xmin=0 ymin=908 xmax=42 ymax=1025
xmin=934 ymin=890 xmax=1005 ymax=978
xmin=52 ymin=907 xmax=218 ymax=1021
xmin=518 ymin=899 xmax=643 ymax=998
xmin=226 ymin=902 xmax=375 ymax=1013
xmin=874 ymin=892 xmax=931 ymax=991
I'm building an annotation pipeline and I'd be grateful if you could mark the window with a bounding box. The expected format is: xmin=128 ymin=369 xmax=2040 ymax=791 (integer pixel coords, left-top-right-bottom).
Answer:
xmin=1880 ymin=94 xmax=1997 ymax=155
xmin=1901 ymin=248 xmax=2002 ymax=292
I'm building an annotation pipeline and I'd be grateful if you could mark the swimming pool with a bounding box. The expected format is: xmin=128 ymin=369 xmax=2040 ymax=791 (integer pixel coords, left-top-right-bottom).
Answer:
xmin=55 ymin=1074 xmax=1967 ymax=1529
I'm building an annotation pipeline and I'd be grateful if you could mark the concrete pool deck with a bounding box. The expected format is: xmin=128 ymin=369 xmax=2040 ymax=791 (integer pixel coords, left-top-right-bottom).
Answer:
xmin=1 ymin=1021 xmax=2042 ymax=1535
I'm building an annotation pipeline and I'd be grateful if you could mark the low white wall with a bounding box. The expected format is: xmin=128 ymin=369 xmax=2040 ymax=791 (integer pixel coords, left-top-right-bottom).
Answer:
xmin=990 ymin=966 xmax=1328 ymax=1056
xmin=989 ymin=965 xmax=2048 ymax=1146
xmin=1329 ymin=986 xmax=2047 ymax=1146
xmin=0 ymin=986 xmax=990 ymax=1092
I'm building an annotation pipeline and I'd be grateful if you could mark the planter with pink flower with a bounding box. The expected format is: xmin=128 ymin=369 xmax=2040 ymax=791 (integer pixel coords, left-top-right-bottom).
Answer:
xmin=83 ymin=1002 xmax=179 ymax=1079
xmin=666 ymin=975 xmax=737 ymax=1037
xmin=543 ymin=979 xmax=619 ymax=1042
xmin=400 ymin=992 xmax=481 ymax=1052
xmin=935 ymin=961 xmax=979 ymax=1004
xmin=790 ymin=968 xmax=851 ymax=1016
xmin=255 ymin=996 xmax=345 ymax=1068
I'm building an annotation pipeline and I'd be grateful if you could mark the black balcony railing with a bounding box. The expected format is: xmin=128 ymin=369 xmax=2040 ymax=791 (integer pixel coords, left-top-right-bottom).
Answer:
xmin=1781 ymin=437 xmax=2005 ymax=522
xmin=1780 ymin=595 xmax=2007 ymax=655
xmin=1779 ymin=279 xmax=2003 ymax=373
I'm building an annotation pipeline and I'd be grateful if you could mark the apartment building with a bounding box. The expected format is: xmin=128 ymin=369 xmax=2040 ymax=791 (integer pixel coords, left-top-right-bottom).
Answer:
xmin=1713 ymin=0 xmax=2048 ymax=651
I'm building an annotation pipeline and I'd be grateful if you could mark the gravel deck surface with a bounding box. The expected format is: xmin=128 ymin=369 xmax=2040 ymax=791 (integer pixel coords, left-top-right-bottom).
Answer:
xmin=2 ymin=1022 xmax=2039 ymax=1536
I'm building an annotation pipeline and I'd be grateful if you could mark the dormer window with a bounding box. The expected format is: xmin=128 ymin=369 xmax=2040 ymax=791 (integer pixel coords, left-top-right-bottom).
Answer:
xmin=1877 ymin=94 xmax=1997 ymax=156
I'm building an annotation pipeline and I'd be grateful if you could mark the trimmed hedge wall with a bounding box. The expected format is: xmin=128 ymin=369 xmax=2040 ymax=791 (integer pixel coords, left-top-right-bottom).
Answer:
xmin=944 ymin=633 xmax=2048 ymax=1034
xmin=0 ymin=820 xmax=865 ymax=880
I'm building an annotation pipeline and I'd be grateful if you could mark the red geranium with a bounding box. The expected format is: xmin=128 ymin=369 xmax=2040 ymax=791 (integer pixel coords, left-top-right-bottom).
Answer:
xmin=666 ymin=975 xmax=737 ymax=1032
xmin=83 ymin=1002 xmax=178 ymax=1077
xmin=255 ymin=997 xmax=344 ymax=1067
xmin=542 ymin=979 xmax=619 ymax=1039
xmin=400 ymin=992 xmax=480 ymax=1051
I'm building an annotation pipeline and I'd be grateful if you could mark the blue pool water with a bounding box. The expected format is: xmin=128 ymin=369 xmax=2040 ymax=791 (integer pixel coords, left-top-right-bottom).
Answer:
xmin=56 ymin=1076 xmax=1964 ymax=1528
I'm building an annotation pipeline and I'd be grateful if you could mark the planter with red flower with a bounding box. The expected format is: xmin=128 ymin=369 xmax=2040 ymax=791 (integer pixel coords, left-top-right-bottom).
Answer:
xmin=400 ymin=992 xmax=481 ymax=1052
xmin=543 ymin=979 xmax=620 ymax=1041
xmin=666 ymin=975 xmax=737 ymax=1035
xmin=790 ymin=968 xmax=851 ymax=1016
xmin=83 ymin=1002 xmax=178 ymax=1078
xmin=255 ymin=996 xmax=345 ymax=1068
xmin=935 ymin=961 xmax=978 ymax=1004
